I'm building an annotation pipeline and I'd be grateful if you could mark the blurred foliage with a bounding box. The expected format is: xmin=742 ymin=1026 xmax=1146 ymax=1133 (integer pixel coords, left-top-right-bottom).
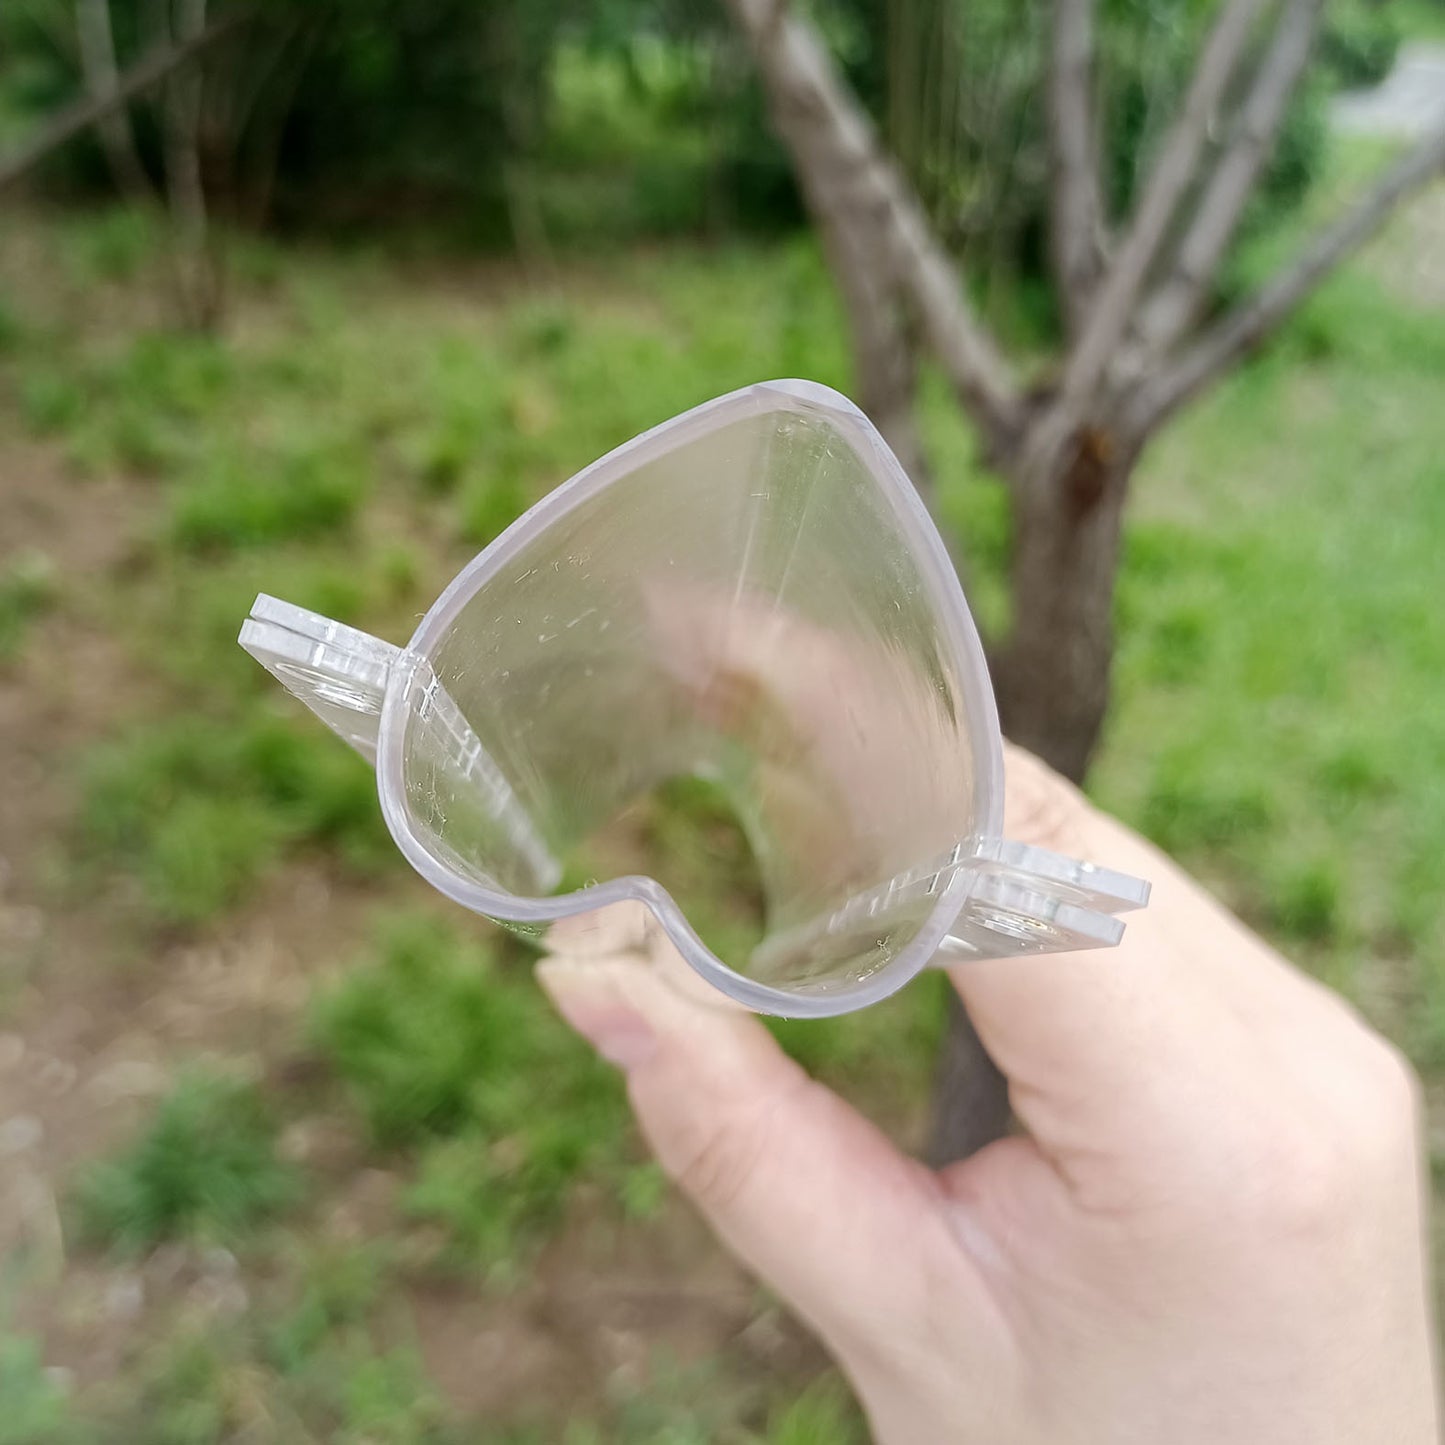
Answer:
xmin=561 ymin=773 xmax=768 ymax=969
xmin=1091 ymin=245 xmax=1445 ymax=1042
xmin=0 ymin=550 xmax=56 ymax=664
xmin=0 ymin=2 xmax=1440 ymax=1397
xmin=0 ymin=0 xmax=1401 ymax=301
xmin=765 ymin=1376 xmax=868 ymax=1445
xmin=73 ymin=1067 xmax=301 ymax=1253
xmin=0 ymin=1330 xmax=76 ymax=1445
xmin=825 ymin=0 xmax=1397 ymax=323
xmin=1318 ymin=0 xmax=1405 ymax=86
xmin=100 ymin=1314 xmax=458 ymax=1445
xmin=0 ymin=0 xmax=800 ymax=239
xmin=80 ymin=714 xmax=390 ymax=923
xmin=169 ymin=441 xmax=370 ymax=552
xmin=311 ymin=911 xmax=632 ymax=1272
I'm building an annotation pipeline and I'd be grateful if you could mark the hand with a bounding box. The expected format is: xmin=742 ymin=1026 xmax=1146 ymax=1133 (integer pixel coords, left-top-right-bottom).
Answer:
xmin=536 ymin=746 xmax=1440 ymax=1444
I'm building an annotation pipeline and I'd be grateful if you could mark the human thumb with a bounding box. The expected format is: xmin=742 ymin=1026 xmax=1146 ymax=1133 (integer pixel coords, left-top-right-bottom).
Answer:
xmin=534 ymin=928 xmax=955 ymax=1360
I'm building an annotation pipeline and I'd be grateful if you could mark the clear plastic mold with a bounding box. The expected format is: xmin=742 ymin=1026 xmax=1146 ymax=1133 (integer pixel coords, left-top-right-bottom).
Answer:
xmin=240 ymin=380 xmax=1148 ymax=1018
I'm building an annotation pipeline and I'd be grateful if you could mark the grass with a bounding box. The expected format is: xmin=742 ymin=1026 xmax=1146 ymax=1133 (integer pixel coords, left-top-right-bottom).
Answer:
xmin=1092 ymin=259 xmax=1445 ymax=1043
xmin=311 ymin=912 xmax=632 ymax=1274
xmin=79 ymin=713 xmax=390 ymax=924
xmin=0 ymin=550 xmax=55 ymax=664
xmin=73 ymin=1067 xmax=301 ymax=1254
xmin=98 ymin=1316 xmax=459 ymax=1445
xmin=168 ymin=442 xmax=370 ymax=553
xmin=765 ymin=1378 xmax=867 ymax=1445
xmin=84 ymin=1309 xmax=861 ymax=1445
xmin=0 ymin=1330 xmax=75 ymax=1445
xmin=560 ymin=774 xmax=769 ymax=972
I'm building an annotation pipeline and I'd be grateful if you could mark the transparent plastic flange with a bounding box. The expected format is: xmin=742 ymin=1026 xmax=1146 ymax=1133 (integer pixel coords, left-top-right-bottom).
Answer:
xmin=240 ymin=380 xmax=1149 ymax=1018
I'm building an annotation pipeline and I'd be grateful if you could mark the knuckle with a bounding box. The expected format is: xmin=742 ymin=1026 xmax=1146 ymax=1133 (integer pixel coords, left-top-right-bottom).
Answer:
xmin=1360 ymin=1037 xmax=1423 ymax=1129
xmin=1348 ymin=1039 xmax=1426 ymax=1177
xmin=1257 ymin=1129 xmax=1353 ymax=1232
xmin=1245 ymin=1040 xmax=1423 ymax=1233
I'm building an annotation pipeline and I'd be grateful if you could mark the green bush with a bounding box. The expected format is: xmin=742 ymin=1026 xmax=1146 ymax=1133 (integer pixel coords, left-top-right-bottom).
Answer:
xmin=0 ymin=551 xmax=57 ymax=664
xmin=111 ymin=332 xmax=233 ymax=420
xmin=74 ymin=1067 xmax=301 ymax=1253
xmin=19 ymin=372 xmax=84 ymax=436
xmin=1268 ymin=858 xmax=1343 ymax=943
xmin=313 ymin=913 xmax=624 ymax=1142
xmin=329 ymin=1348 xmax=454 ymax=1445
xmin=0 ymin=1331 xmax=75 ymax=1445
xmin=265 ymin=1243 xmax=388 ymax=1377
xmin=60 ymin=208 xmax=158 ymax=283
xmin=80 ymin=714 xmax=389 ymax=923
xmin=311 ymin=914 xmax=539 ymax=1144
xmin=1319 ymin=3 xmax=1402 ymax=87
xmin=133 ymin=1333 xmax=236 ymax=1445
xmin=0 ymin=299 xmax=24 ymax=354
xmin=404 ymin=1121 xmax=589 ymax=1274
xmin=311 ymin=913 xmax=630 ymax=1265
xmin=130 ymin=792 xmax=291 ymax=926
xmin=169 ymin=444 xmax=369 ymax=553
xmin=766 ymin=1376 xmax=866 ymax=1445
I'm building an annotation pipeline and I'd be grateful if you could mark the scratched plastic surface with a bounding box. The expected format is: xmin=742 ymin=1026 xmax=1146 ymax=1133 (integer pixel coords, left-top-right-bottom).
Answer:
xmin=240 ymin=382 xmax=1147 ymax=1018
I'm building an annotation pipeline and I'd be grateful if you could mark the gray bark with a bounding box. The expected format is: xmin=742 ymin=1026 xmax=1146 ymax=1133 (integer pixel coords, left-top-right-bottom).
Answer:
xmin=1128 ymin=0 xmax=1326 ymax=368
xmin=723 ymin=0 xmax=1445 ymax=1167
xmin=1052 ymin=0 xmax=1272 ymax=421
xmin=723 ymin=0 xmax=1023 ymax=458
xmin=75 ymin=0 xmax=156 ymax=201
xmin=1048 ymin=0 xmax=1105 ymax=339
xmin=161 ymin=0 xmax=222 ymax=329
xmin=0 ymin=11 xmax=245 ymax=195
xmin=1130 ymin=116 xmax=1445 ymax=434
xmin=928 ymin=990 xmax=1010 ymax=1165
xmin=994 ymin=441 xmax=1133 ymax=783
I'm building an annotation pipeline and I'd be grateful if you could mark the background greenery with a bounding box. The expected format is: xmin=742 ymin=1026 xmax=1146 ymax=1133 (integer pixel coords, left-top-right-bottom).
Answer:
xmin=0 ymin=2 xmax=1442 ymax=1441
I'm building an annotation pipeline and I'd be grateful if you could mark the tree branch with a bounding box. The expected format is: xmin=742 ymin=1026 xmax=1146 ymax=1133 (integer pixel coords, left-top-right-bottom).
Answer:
xmin=1128 ymin=121 xmax=1445 ymax=435
xmin=1048 ymin=0 xmax=1104 ymax=338
xmin=1129 ymin=0 xmax=1323 ymax=367
xmin=162 ymin=0 xmax=220 ymax=328
xmin=723 ymin=0 xmax=1023 ymax=453
xmin=1054 ymin=0 xmax=1273 ymax=419
xmin=0 ymin=9 xmax=246 ymax=195
xmin=75 ymin=0 xmax=158 ymax=202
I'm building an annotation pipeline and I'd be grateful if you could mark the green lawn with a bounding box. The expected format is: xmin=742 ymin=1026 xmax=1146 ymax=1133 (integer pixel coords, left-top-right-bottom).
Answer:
xmin=0 ymin=185 xmax=1441 ymax=1439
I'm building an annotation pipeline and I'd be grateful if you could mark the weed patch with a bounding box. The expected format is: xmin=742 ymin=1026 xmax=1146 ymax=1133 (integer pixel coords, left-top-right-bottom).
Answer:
xmin=74 ymin=1067 xmax=301 ymax=1253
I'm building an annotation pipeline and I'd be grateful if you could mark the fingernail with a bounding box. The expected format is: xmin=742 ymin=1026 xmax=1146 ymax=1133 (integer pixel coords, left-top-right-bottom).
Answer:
xmin=536 ymin=961 xmax=659 ymax=1072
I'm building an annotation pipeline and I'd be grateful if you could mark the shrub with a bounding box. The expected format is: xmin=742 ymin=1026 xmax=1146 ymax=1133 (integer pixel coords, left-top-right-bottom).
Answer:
xmin=312 ymin=912 xmax=630 ymax=1265
xmin=0 ymin=551 xmax=56 ymax=664
xmin=74 ymin=1068 xmax=301 ymax=1252
xmin=170 ymin=445 xmax=369 ymax=553
xmin=80 ymin=714 xmax=388 ymax=923
xmin=0 ymin=1331 xmax=75 ymax=1445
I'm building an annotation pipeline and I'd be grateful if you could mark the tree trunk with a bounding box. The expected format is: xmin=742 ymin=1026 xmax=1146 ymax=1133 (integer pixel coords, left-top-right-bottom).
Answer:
xmin=162 ymin=0 xmax=222 ymax=330
xmin=927 ymin=437 xmax=1133 ymax=1163
xmin=75 ymin=0 xmax=156 ymax=202
xmin=927 ymin=991 xmax=1011 ymax=1165
xmin=719 ymin=0 xmax=1445 ymax=1172
xmin=0 ymin=11 xmax=246 ymax=196
xmin=994 ymin=437 xmax=1133 ymax=783
xmin=839 ymin=251 xmax=930 ymax=495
